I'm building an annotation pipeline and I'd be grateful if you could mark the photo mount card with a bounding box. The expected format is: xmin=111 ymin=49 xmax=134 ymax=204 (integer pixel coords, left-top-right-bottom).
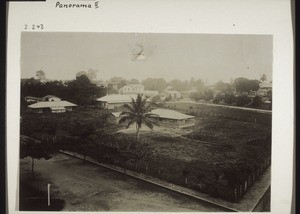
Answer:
xmin=6 ymin=0 xmax=294 ymax=214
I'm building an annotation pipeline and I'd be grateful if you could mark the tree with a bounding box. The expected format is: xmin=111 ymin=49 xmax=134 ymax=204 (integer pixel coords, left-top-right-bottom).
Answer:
xmin=170 ymin=79 xmax=189 ymax=92
xmin=214 ymin=81 xmax=234 ymax=93
xmin=260 ymin=74 xmax=267 ymax=83
xmin=142 ymin=78 xmax=168 ymax=92
xmin=189 ymin=92 xmax=203 ymax=102
xmin=67 ymin=75 xmax=106 ymax=106
xmin=233 ymin=78 xmax=260 ymax=93
xmin=20 ymin=135 xmax=57 ymax=175
xmin=119 ymin=94 xmax=158 ymax=140
xmin=36 ymin=70 xmax=46 ymax=82
xmin=224 ymin=93 xmax=236 ymax=105
xmin=236 ymin=95 xmax=251 ymax=107
xmin=250 ymin=95 xmax=263 ymax=108
xmin=193 ymin=79 xmax=205 ymax=93
xmin=128 ymin=78 xmax=139 ymax=84
xmin=203 ymin=89 xmax=214 ymax=101
xmin=213 ymin=93 xmax=224 ymax=104
xmin=76 ymin=69 xmax=99 ymax=81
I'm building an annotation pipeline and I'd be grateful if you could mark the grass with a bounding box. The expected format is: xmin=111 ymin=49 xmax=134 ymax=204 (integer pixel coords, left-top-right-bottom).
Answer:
xmin=20 ymin=105 xmax=271 ymax=202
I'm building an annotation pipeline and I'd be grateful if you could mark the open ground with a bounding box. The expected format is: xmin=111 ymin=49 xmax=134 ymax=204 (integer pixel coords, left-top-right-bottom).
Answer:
xmin=20 ymin=154 xmax=225 ymax=212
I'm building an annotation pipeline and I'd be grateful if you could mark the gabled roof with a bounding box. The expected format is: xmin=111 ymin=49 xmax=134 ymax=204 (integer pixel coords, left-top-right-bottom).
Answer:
xmin=111 ymin=112 xmax=122 ymax=117
xmin=97 ymin=94 xmax=138 ymax=104
xmin=28 ymin=101 xmax=77 ymax=109
xmin=150 ymin=108 xmax=194 ymax=120
xmin=259 ymin=82 xmax=272 ymax=89
xmin=42 ymin=95 xmax=60 ymax=99
xmin=24 ymin=96 xmax=43 ymax=101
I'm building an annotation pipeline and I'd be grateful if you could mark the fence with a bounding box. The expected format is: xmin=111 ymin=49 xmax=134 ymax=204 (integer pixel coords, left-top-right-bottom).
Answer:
xmin=85 ymin=150 xmax=271 ymax=203
xmin=165 ymin=104 xmax=271 ymax=126
xmin=232 ymin=157 xmax=271 ymax=202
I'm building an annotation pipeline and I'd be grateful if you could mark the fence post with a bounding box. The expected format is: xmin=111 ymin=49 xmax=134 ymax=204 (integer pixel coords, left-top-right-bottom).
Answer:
xmin=244 ymin=181 xmax=247 ymax=191
xmin=234 ymin=188 xmax=237 ymax=202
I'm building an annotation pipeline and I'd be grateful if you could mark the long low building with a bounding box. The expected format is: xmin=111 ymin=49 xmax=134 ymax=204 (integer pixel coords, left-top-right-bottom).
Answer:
xmin=111 ymin=108 xmax=195 ymax=128
xmin=97 ymin=94 xmax=138 ymax=110
xmin=150 ymin=108 xmax=195 ymax=128
xmin=28 ymin=101 xmax=77 ymax=113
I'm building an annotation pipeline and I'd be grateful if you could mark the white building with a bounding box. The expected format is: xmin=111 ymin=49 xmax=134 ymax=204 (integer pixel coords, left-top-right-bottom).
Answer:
xmin=97 ymin=94 xmax=138 ymax=109
xmin=150 ymin=108 xmax=195 ymax=128
xmin=257 ymin=82 xmax=272 ymax=96
xmin=119 ymin=84 xmax=145 ymax=95
xmin=28 ymin=101 xmax=77 ymax=113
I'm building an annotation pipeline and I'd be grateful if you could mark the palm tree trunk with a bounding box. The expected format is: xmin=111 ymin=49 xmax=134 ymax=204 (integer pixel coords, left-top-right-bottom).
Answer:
xmin=136 ymin=125 xmax=140 ymax=140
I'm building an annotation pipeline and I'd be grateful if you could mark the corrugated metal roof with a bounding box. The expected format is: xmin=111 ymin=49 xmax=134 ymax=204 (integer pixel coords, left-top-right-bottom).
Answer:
xmin=150 ymin=108 xmax=194 ymax=120
xmin=28 ymin=101 xmax=77 ymax=109
xmin=97 ymin=94 xmax=138 ymax=104
xmin=111 ymin=112 xmax=122 ymax=117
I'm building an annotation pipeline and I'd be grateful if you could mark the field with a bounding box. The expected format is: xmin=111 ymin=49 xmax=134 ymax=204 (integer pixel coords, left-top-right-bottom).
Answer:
xmin=20 ymin=104 xmax=271 ymax=202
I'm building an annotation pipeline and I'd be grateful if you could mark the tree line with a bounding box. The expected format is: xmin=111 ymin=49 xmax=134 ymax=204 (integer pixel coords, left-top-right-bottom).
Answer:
xmin=21 ymin=75 xmax=106 ymax=107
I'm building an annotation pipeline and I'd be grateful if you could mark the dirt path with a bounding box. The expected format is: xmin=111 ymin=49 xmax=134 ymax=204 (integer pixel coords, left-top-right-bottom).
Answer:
xmin=20 ymin=154 xmax=224 ymax=212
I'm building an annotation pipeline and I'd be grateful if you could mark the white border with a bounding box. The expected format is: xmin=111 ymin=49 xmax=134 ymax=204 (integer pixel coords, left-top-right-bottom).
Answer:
xmin=7 ymin=0 xmax=294 ymax=213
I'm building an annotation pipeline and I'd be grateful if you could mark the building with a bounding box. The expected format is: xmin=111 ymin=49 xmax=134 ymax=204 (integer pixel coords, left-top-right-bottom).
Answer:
xmin=257 ymin=82 xmax=272 ymax=97
xmin=150 ymin=108 xmax=195 ymax=128
xmin=24 ymin=95 xmax=61 ymax=103
xmin=107 ymin=82 xmax=120 ymax=91
xmin=119 ymin=84 xmax=145 ymax=95
xmin=97 ymin=94 xmax=138 ymax=110
xmin=24 ymin=96 xmax=44 ymax=103
xmin=160 ymin=90 xmax=181 ymax=101
xmin=28 ymin=101 xmax=77 ymax=113
xmin=42 ymin=95 xmax=61 ymax=102
xmin=142 ymin=90 xmax=159 ymax=98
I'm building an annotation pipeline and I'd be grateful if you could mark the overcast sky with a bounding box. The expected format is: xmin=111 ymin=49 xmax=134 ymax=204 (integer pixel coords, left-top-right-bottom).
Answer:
xmin=21 ymin=32 xmax=272 ymax=84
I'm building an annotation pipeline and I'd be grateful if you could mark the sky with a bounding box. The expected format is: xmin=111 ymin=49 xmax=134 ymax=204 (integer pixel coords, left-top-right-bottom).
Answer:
xmin=21 ymin=32 xmax=272 ymax=84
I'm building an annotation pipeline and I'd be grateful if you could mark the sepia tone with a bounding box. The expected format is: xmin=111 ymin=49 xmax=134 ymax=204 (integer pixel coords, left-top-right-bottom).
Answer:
xmin=19 ymin=32 xmax=272 ymax=212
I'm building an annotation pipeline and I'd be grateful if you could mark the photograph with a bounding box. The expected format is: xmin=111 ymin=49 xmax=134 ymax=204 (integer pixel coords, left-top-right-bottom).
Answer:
xmin=19 ymin=32 xmax=272 ymax=212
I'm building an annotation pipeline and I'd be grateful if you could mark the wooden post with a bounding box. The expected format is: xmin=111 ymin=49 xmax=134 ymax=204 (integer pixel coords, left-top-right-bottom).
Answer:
xmin=234 ymin=188 xmax=237 ymax=202
xmin=47 ymin=183 xmax=51 ymax=206
xmin=244 ymin=181 xmax=247 ymax=191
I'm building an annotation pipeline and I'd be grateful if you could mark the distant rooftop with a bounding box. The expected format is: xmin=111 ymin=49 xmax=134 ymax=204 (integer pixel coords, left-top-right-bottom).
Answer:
xmin=28 ymin=101 xmax=77 ymax=109
xmin=97 ymin=94 xmax=138 ymax=104
xmin=150 ymin=108 xmax=194 ymax=120
xmin=259 ymin=82 xmax=272 ymax=88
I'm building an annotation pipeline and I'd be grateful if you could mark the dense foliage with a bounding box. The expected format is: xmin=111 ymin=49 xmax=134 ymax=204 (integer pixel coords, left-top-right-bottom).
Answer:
xmin=21 ymin=75 xmax=106 ymax=107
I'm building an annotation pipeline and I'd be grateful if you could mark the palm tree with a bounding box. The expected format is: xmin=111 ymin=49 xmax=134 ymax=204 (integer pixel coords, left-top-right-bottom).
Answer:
xmin=119 ymin=94 xmax=158 ymax=140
